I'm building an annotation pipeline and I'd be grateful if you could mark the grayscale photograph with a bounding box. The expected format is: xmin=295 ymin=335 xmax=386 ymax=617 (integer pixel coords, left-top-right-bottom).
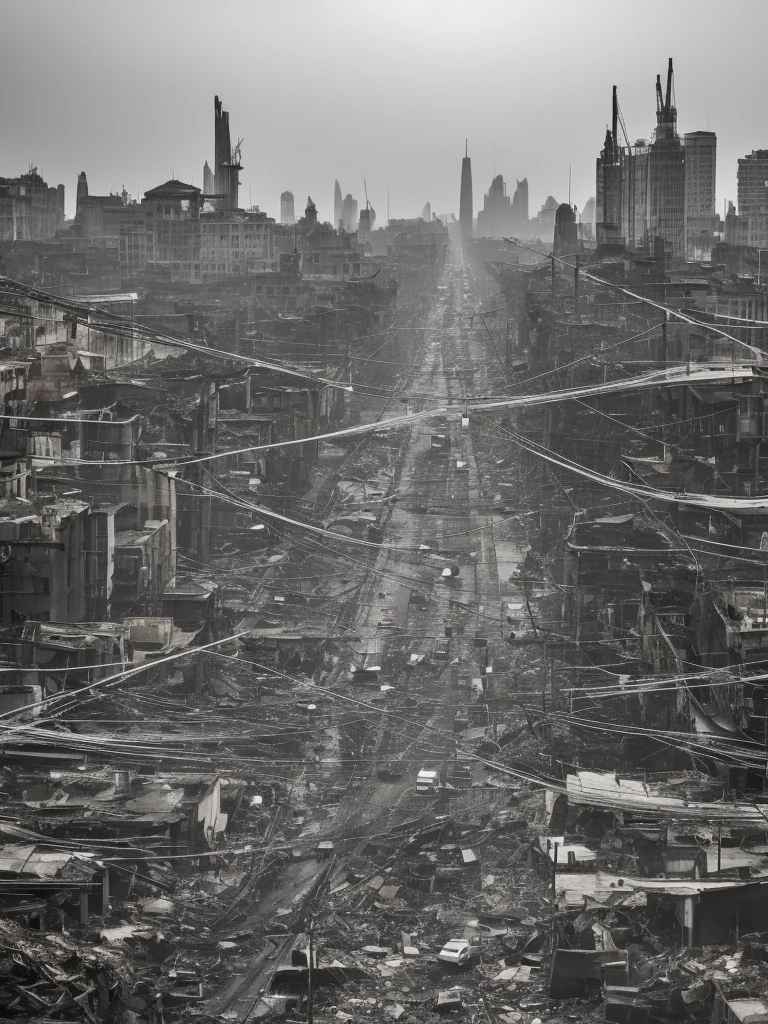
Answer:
xmin=1 ymin=0 xmax=766 ymax=1020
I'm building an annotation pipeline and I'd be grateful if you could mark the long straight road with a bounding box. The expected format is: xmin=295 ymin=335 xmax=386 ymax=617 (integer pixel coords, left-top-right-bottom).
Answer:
xmin=206 ymin=231 xmax=505 ymax=1019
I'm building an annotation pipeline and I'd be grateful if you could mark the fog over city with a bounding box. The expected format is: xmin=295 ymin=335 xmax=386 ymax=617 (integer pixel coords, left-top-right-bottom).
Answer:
xmin=2 ymin=0 xmax=762 ymax=220
xmin=4 ymin=2 xmax=768 ymax=1021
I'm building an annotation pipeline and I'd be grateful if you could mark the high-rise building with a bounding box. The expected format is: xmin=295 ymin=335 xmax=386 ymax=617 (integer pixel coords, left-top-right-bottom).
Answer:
xmin=722 ymin=151 xmax=768 ymax=251
xmin=553 ymin=203 xmax=578 ymax=257
xmin=0 ymin=168 xmax=65 ymax=242
xmin=511 ymin=178 xmax=529 ymax=237
xmin=580 ymin=196 xmax=596 ymax=241
xmin=214 ymin=95 xmax=242 ymax=211
xmin=359 ymin=205 xmax=375 ymax=243
xmin=647 ymin=60 xmax=685 ymax=259
xmin=620 ymin=141 xmax=650 ymax=249
xmin=459 ymin=142 xmax=473 ymax=237
xmin=334 ymin=180 xmax=343 ymax=230
xmin=684 ymin=131 xmax=716 ymax=259
xmin=281 ymin=190 xmax=295 ymax=225
xmin=595 ymin=87 xmax=624 ymax=247
xmin=593 ymin=60 xmax=716 ymax=261
xmin=203 ymin=161 xmax=215 ymax=196
xmin=476 ymin=174 xmax=512 ymax=238
xmin=342 ymin=193 xmax=358 ymax=232
xmin=421 ymin=201 xmax=431 ymax=222
xmin=532 ymin=196 xmax=559 ymax=242
xmin=738 ymin=150 xmax=768 ymax=217
xmin=76 ymin=171 xmax=89 ymax=219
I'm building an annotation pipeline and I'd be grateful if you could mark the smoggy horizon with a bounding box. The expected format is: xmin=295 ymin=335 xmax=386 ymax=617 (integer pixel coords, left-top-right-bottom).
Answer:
xmin=2 ymin=0 xmax=764 ymax=225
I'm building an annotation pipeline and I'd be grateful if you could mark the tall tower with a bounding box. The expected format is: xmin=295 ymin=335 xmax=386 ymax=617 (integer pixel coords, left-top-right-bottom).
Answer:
xmin=342 ymin=193 xmax=358 ymax=232
xmin=334 ymin=180 xmax=343 ymax=230
xmin=554 ymin=203 xmax=578 ymax=257
xmin=684 ymin=131 xmax=716 ymax=259
xmin=648 ymin=59 xmax=685 ymax=259
xmin=511 ymin=178 xmax=529 ymax=236
xmin=459 ymin=141 xmax=473 ymax=237
xmin=281 ymin=190 xmax=295 ymax=225
xmin=76 ymin=171 xmax=88 ymax=220
xmin=203 ymin=161 xmax=214 ymax=195
xmin=214 ymin=96 xmax=242 ymax=211
xmin=595 ymin=86 xmax=624 ymax=247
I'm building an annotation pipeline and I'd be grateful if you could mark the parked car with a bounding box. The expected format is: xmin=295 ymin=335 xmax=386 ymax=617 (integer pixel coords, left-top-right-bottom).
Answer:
xmin=438 ymin=939 xmax=472 ymax=966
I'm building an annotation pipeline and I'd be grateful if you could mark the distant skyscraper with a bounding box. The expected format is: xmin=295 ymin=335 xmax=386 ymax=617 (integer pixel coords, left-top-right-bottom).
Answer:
xmin=203 ymin=161 xmax=214 ymax=195
xmin=334 ymin=180 xmax=343 ymax=230
xmin=342 ymin=193 xmax=358 ymax=232
xmin=281 ymin=190 xmax=295 ymax=225
xmin=590 ymin=57 xmax=715 ymax=261
xmin=731 ymin=149 xmax=768 ymax=249
xmin=580 ymin=196 xmax=596 ymax=241
xmin=553 ymin=203 xmax=578 ymax=257
xmin=684 ymin=131 xmax=716 ymax=259
xmin=538 ymin=197 xmax=559 ymax=241
xmin=511 ymin=178 xmax=529 ymax=236
xmin=359 ymin=204 xmax=375 ymax=242
xmin=459 ymin=142 xmax=473 ymax=236
xmin=620 ymin=141 xmax=650 ymax=249
xmin=421 ymin=201 xmax=431 ymax=221
xmin=647 ymin=60 xmax=685 ymax=259
xmin=214 ymin=95 xmax=242 ymax=211
xmin=476 ymin=174 xmax=512 ymax=238
xmin=738 ymin=150 xmax=768 ymax=217
xmin=595 ymin=87 xmax=624 ymax=247
xmin=76 ymin=171 xmax=88 ymax=220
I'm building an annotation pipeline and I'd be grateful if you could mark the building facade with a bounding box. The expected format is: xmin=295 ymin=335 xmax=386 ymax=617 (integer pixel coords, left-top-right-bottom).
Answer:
xmin=459 ymin=146 xmax=473 ymax=237
xmin=684 ymin=131 xmax=717 ymax=259
xmin=280 ymin=191 xmax=295 ymax=226
xmin=0 ymin=170 xmax=65 ymax=242
xmin=738 ymin=150 xmax=768 ymax=217
xmin=213 ymin=95 xmax=242 ymax=212
xmin=476 ymin=175 xmax=512 ymax=238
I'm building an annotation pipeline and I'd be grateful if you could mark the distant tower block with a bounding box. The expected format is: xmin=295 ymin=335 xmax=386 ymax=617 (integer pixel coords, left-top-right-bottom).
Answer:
xmin=281 ymin=190 xmax=295 ymax=225
xmin=359 ymin=204 xmax=375 ymax=243
xmin=459 ymin=141 xmax=473 ymax=236
xmin=214 ymin=95 xmax=242 ymax=211
xmin=554 ymin=203 xmax=578 ymax=257
xmin=334 ymin=180 xmax=343 ymax=230
xmin=511 ymin=178 xmax=529 ymax=236
xmin=342 ymin=193 xmax=358 ymax=232
xmin=203 ymin=161 xmax=214 ymax=196
xmin=421 ymin=201 xmax=431 ymax=221
xmin=76 ymin=171 xmax=88 ymax=220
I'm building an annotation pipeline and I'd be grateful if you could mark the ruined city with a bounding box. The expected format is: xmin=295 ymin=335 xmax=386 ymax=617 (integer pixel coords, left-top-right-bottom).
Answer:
xmin=2 ymin=3 xmax=768 ymax=1023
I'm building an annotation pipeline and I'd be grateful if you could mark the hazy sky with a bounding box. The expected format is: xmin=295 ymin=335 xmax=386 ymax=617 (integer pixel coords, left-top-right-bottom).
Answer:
xmin=3 ymin=0 xmax=765 ymax=223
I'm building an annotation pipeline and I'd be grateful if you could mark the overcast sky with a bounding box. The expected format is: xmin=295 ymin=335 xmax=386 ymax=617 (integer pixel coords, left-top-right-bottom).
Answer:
xmin=2 ymin=0 xmax=764 ymax=223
